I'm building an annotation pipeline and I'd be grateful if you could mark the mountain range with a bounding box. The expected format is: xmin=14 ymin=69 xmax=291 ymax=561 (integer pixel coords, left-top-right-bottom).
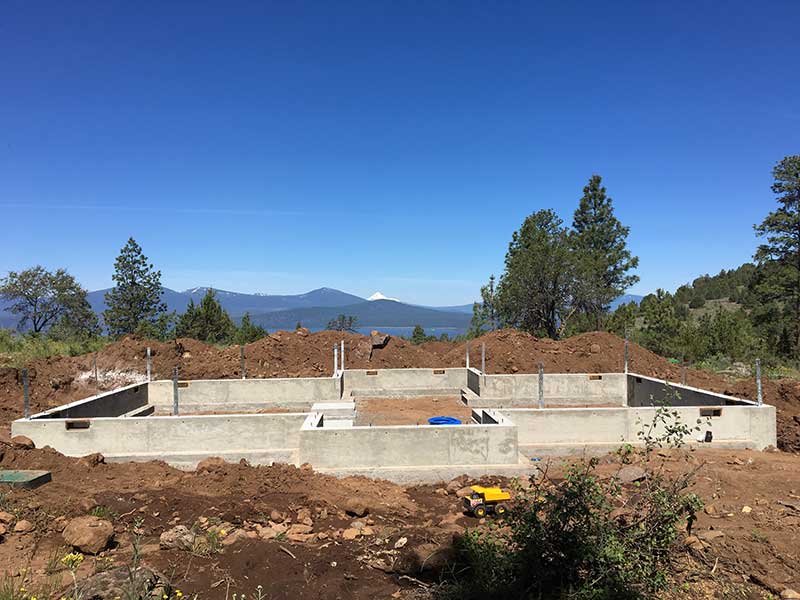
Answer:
xmin=1 ymin=286 xmax=643 ymax=333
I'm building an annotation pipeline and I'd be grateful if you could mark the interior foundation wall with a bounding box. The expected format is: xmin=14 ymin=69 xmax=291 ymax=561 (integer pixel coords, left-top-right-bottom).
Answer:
xmin=30 ymin=383 xmax=149 ymax=419
xmin=627 ymin=373 xmax=755 ymax=407
xmin=475 ymin=372 xmax=626 ymax=407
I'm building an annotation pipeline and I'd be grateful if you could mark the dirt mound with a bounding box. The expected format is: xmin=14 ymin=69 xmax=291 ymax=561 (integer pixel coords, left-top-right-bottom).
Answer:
xmin=2 ymin=329 xmax=799 ymax=451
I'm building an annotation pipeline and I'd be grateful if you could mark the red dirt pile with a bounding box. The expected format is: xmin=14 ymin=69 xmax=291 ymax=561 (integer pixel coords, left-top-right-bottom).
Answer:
xmin=1 ymin=329 xmax=799 ymax=451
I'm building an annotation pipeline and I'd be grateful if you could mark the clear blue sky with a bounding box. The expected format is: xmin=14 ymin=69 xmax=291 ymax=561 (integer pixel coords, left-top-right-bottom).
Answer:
xmin=1 ymin=2 xmax=798 ymax=306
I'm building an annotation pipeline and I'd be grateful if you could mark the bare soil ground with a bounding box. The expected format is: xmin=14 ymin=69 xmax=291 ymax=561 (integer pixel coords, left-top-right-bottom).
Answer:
xmin=1 ymin=329 xmax=800 ymax=598
xmin=354 ymin=396 xmax=474 ymax=426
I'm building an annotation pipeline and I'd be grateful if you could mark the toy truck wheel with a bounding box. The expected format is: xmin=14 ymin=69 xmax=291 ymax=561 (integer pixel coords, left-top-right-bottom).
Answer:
xmin=473 ymin=505 xmax=487 ymax=518
xmin=495 ymin=504 xmax=507 ymax=516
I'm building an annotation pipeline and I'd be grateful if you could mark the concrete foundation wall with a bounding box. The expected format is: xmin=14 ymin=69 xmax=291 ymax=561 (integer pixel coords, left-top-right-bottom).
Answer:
xmin=147 ymin=376 xmax=341 ymax=413
xmin=344 ymin=368 xmax=467 ymax=394
xmin=627 ymin=373 xmax=753 ymax=407
xmin=501 ymin=404 xmax=776 ymax=450
xmin=30 ymin=383 xmax=148 ymax=420
xmin=478 ymin=373 xmax=626 ymax=406
xmin=299 ymin=414 xmax=518 ymax=468
xmin=467 ymin=368 xmax=481 ymax=395
xmin=12 ymin=412 xmax=308 ymax=458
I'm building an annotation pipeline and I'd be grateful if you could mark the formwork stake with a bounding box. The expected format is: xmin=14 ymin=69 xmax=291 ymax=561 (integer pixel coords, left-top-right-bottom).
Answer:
xmin=538 ymin=362 xmax=544 ymax=409
xmin=240 ymin=345 xmax=246 ymax=379
xmin=146 ymin=346 xmax=151 ymax=382
xmin=481 ymin=342 xmax=486 ymax=374
xmin=333 ymin=345 xmax=339 ymax=376
xmin=22 ymin=368 xmax=30 ymax=419
xmin=755 ymin=358 xmax=763 ymax=406
xmin=172 ymin=367 xmax=179 ymax=416
xmin=341 ymin=340 xmax=345 ymax=371
xmin=466 ymin=340 xmax=470 ymax=369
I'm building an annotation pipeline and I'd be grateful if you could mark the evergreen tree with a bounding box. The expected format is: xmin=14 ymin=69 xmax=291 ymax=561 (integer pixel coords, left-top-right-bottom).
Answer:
xmin=495 ymin=210 xmax=578 ymax=338
xmin=235 ymin=312 xmax=267 ymax=344
xmin=753 ymin=155 xmax=800 ymax=359
xmin=103 ymin=238 xmax=166 ymax=337
xmin=572 ymin=175 xmax=639 ymax=328
xmin=327 ymin=314 xmax=358 ymax=332
xmin=640 ymin=289 xmax=679 ymax=357
xmin=175 ymin=289 xmax=234 ymax=343
xmin=410 ymin=324 xmax=427 ymax=344
xmin=469 ymin=274 xmax=499 ymax=337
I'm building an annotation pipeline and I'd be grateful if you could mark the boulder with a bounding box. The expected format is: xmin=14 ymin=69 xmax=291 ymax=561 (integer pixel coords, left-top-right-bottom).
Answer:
xmin=781 ymin=589 xmax=800 ymax=599
xmin=11 ymin=436 xmax=34 ymax=449
xmin=616 ymin=465 xmax=647 ymax=484
xmin=78 ymin=453 xmax=105 ymax=468
xmin=62 ymin=516 xmax=114 ymax=554
xmin=342 ymin=528 xmax=359 ymax=540
xmin=196 ymin=457 xmax=227 ymax=472
xmin=342 ymin=499 xmax=369 ymax=517
xmin=159 ymin=525 xmax=196 ymax=551
xmin=0 ymin=524 xmax=6 ymax=536
xmin=0 ymin=511 xmax=14 ymax=524
xmin=287 ymin=524 xmax=313 ymax=535
xmin=370 ymin=331 xmax=390 ymax=348
xmin=13 ymin=520 xmax=34 ymax=534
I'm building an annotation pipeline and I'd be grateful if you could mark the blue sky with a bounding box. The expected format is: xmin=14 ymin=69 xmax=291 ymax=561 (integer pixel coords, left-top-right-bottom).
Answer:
xmin=1 ymin=1 xmax=798 ymax=306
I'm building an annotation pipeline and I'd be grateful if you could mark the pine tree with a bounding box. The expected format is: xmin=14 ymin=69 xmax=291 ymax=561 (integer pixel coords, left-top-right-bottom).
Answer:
xmin=469 ymin=275 xmax=499 ymax=337
xmin=753 ymin=155 xmax=800 ymax=359
xmin=572 ymin=175 xmax=639 ymax=328
xmin=195 ymin=289 xmax=235 ymax=343
xmin=103 ymin=238 xmax=166 ymax=337
xmin=410 ymin=324 xmax=427 ymax=344
xmin=495 ymin=210 xmax=577 ymax=338
xmin=235 ymin=312 xmax=267 ymax=344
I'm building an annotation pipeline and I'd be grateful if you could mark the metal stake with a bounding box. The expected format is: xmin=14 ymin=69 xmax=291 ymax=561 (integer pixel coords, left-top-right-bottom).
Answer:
xmin=623 ymin=335 xmax=629 ymax=374
xmin=538 ymin=362 xmax=544 ymax=409
xmin=481 ymin=342 xmax=486 ymax=374
xmin=146 ymin=346 xmax=151 ymax=382
xmin=172 ymin=367 xmax=179 ymax=416
xmin=93 ymin=352 xmax=99 ymax=390
xmin=341 ymin=340 xmax=345 ymax=371
xmin=333 ymin=346 xmax=339 ymax=376
xmin=22 ymin=368 xmax=30 ymax=419
xmin=681 ymin=363 xmax=687 ymax=386
xmin=466 ymin=340 xmax=470 ymax=369
xmin=755 ymin=358 xmax=763 ymax=406
xmin=240 ymin=345 xmax=246 ymax=379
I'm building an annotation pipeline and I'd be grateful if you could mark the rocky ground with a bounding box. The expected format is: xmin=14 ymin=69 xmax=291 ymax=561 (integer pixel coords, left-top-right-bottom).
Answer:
xmin=1 ymin=330 xmax=799 ymax=598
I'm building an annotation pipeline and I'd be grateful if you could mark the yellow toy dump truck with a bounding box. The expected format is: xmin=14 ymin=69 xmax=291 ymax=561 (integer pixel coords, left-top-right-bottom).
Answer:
xmin=463 ymin=485 xmax=511 ymax=517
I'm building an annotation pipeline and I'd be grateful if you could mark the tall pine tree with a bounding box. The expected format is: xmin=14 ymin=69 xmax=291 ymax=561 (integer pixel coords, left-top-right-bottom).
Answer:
xmin=104 ymin=238 xmax=166 ymax=337
xmin=572 ymin=175 xmax=639 ymax=329
xmin=753 ymin=155 xmax=800 ymax=358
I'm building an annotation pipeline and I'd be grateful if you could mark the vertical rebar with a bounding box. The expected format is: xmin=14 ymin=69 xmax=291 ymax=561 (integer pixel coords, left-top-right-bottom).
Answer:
xmin=466 ymin=340 xmax=470 ymax=369
xmin=146 ymin=346 xmax=151 ymax=382
xmin=341 ymin=340 xmax=345 ymax=371
xmin=172 ymin=367 xmax=179 ymax=416
xmin=755 ymin=358 xmax=762 ymax=406
xmin=93 ymin=352 xmax=99 ymax=391
xmin=481 ymin=342 xmax=486 ymax=374
xmin=333 ymin=345 xmax=339 ymax=376
xmin=681 ymin=363 xmax=687 ymax=386
xmin=240 ymin=345 xmax=246 ymax=379
xmin=22 ymin=368 xmax=30 ymax=419
xmin=538 ymin=362 xmax=544 ymax=409
xmin=623 ymin=335 xmax=629 ymax=374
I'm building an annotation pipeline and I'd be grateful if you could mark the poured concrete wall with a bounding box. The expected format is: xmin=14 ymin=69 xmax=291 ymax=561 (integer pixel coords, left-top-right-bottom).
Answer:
xmin=501 ymin=404 xmax=776 ymax=450
xmin=147 ymin=376 xmax=341 ymax=413
xmin=627 ymin=373 xmax=753 ymax=407
xmin=299 ymin=413 xmax=518 ymax=468
xmin=30 ymin=383 xmax=148 ymax=420
xmin=476 ymin=372 xmax=626 ymax=407
xmin=12 ymin=412 xmax=308 ymax=460
xmin=467 ymin=368 xmax=481 ymax=395
xmin=344 ymin=368 xmax=467 ymax=395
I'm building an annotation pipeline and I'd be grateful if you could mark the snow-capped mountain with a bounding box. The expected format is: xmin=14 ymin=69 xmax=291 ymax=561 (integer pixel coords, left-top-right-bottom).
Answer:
xmin=367 ymin=292 xmax=400 ymax=302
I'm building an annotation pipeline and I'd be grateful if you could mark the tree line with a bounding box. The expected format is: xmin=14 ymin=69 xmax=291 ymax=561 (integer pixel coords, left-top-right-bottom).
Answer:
xmin=469 ymin=156 xmax=800 ymax=366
